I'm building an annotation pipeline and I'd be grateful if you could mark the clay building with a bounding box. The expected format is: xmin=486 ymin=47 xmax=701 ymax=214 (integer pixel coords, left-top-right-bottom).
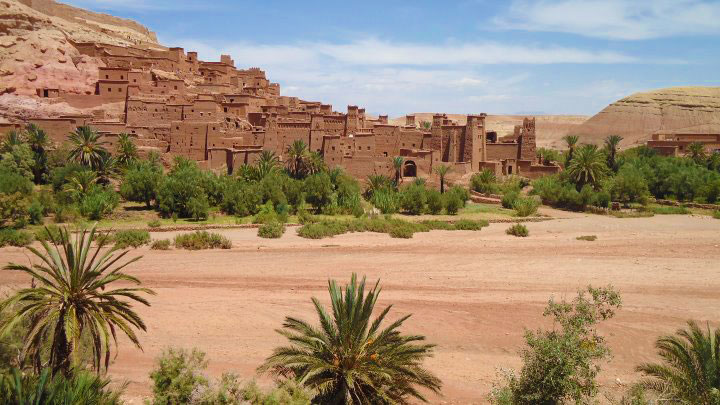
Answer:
xmin=11 ymin=40 xmax=558 ymax=180
xmin=646 ymin=124 xmax=720 ymax=156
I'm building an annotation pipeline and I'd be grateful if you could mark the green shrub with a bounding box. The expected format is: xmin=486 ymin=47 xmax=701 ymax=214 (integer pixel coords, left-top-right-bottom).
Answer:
xmin=114 ymin=229 xmax=150 ymax=249
xmin=399 ymin=183 xmax=427 ymax=215
xmin=304 ymin=172 xmax=333 ymax=210
xmin=94 ymin=231 xmax=114 ymax=247
xmin=419 ymin=220 xmax=454 ymax=230
xmin=426 ymin=189 xmax=443 ymax=214
xmin=470 ymin=169 xmax=498 ymax=194
xmin=0 ymin=166 xmax=33 ymax=195
xmin=239 ymin=379 xmax=312 ymax=405
xmin=388 ymin=224 xmax=414 ymax=239
xmin=501 ymin=190 xmax=520 ymax=209
xmin=513 ymin=197 xmax=540 ymax=217
xmin=506 ymin=223 xmax=529 ymax=237
xmin=258 ymin=221 xmax=285 ymax=239
xmin=148 ymin=219 xmax=162 ymax=228
xmin=371 ymin=188 xmax=399 ymax=214
xmin=454 ymin=219 xmax=489 ymax=230
xmin=643 ymin=205 xmax=690 ymax=215
xmin=174 ymin=231 xmax=231 ymax=250
xmin=297 ymin=221 xmax=348 ymax=239
xmin=714 ymin=210 xmax=720 ymax=219
xmin=28 ymin=199 xmax=44 ymax=225
xmin=0 ymin=192 xmax=29 ymax=228
xmin=150 ymin=239 xmax=171 ymax=250
xmin=576 ymin=235 xmax=597 ymax=241
xmin=149 ymin=347 xmax=209 ymax=405
xmin=53 ymin=204 xmax=77 ymax=224
xmin=0 ymin=228 xmax=33 ymax=247
xmin=119 ymin=161 xmax=162 ymax=208
xmin=0 ymin=368 xmax=123 ymax=404
xmin=78 ymin=187 xmax=119 ymax=220
xmin=253 ymin=201 xmax=280 ymax=224
xmin=490 ymin=286 xmax=621 ymax=405
xmin=444 ymin=192 xmax=462 ymax=215
xmin=187 ymin=196 xmax=209 ymax=221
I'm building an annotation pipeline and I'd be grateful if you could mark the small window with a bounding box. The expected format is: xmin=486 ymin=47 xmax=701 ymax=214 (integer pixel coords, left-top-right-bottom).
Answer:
xmin=105 ymin=75 xmax=109 ymax=79
xmin=367 ymin=146 xmax=370 ymax=150
xmin=121 ymin=75 xmax=124 ymax=79
xmin=133 ymin=79 xmax=137 ymax=82
xmin=108 ymin=88 xmax=111 ymax=92
xmin=224 ymin=107 xmax=228 ymax=112
xmin=174 ymin=86 xmax=178 ymax=90
xmin=118 ymin=88 xmax=122 ymax=92
xmin=383 ymin=152 xmax=388 ymax=157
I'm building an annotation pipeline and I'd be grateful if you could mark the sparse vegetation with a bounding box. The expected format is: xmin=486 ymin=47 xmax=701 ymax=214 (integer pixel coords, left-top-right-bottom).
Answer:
xmin=0 ymin=228 xmax=33 ymax=247
xmin=506 ymin=223 xmax=529 ymax=237
xmin=714 ymin=210 xmax=720 ymax=219
xmin=258 ymin=221 xmax=285 ymax=238
xmin=113 ymin=229 xmax=151 ymax=248
xmin=576 ymin=235 xmax=597 ymax=241
xmin=150 ymin=239 xmax=171 ymax=250
xmin=148 ymin=219 xmax=162 ymax=228
xmin=643 ymin=205 xmax=690 ymax=215
xmin=296 ymin=217 xmax=488 ymax=239
xmin=174 ymin=231 xmax=232 ymax=250
xmin=513 ymin=196 xmax=540 ymax=217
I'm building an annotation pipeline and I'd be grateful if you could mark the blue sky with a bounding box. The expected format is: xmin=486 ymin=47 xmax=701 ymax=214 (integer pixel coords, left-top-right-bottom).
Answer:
xmin=65 ymin=0 xmax=720 ymax=116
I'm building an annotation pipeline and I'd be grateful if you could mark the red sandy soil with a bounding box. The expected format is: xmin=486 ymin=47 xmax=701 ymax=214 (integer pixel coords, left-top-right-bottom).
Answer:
xmin=1 ymin=214 xmax=719 ymax=404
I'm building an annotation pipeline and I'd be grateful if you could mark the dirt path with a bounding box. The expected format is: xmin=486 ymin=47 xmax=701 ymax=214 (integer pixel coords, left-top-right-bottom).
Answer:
xmin=1 ymin=214 xmax=719 ymax=404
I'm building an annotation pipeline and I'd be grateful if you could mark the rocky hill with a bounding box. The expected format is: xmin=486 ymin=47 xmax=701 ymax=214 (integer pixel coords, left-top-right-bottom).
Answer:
xmin=0 ymin=0 xmax=160 ymax=98
xmin=573 ymin=87 xmax=720 ymax=147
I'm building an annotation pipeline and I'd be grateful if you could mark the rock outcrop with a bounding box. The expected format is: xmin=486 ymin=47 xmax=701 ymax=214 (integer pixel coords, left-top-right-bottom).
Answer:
xmin=574 ymin=87 xmax=720 ymax=147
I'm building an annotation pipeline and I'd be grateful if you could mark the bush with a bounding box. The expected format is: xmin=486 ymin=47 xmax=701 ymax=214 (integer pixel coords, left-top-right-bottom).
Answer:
xmin=506 ymin=223 xmax=529 ymax=237
xmin=119 ymin=161 xmax=162 ymax=208
xmin=426 ymin=189 xmax=443 ymax=214
xmin=0 ymin=192 xmax=29 ymax=228
xmin=114 ymin=229 xmax=150 ymax=249
xmin=371 ymin=188 xmax=399 ymax=214
xmin=419 ymin=220 xmax=454 ymax=230
xmin=27 ymin=199 xmax=44 ymax=225
xmin=611 ymin=166 xmax=650 ymax=205
xmin=501 ymin=190 xmax=520 ymax=209
xmin=399 ymin=183 xmax=427 ymax=215
xmin=94 ymin=231 xmax=114 ymax=247
xmin=444 ymin=192 xmax=462 ymax=215
xmin=576 ymin=235 xmax=597 ymax=241
xmin=304 ymin=172 xmax=333 ymax=211
xmin=0 ymin=368 xmax=123 ymax=404
xmin=447 ymin=185 xmax=470 ymax=207
xmin=151 ymin=239 xmax=171 ymax=250
xmin=388 ymin=224 xmax=414 ymax=238
xmin=149 ymin=347 xmax=209 ymax=405
xmin=714 ymin=210 xmax=720 ymax=219
xmin=187 ymin=196 xmax=209 ymax=221
xmin=454 ymin=219 xmax=489 ymax=230
xmin=156 ymin=158 xmax=208 ymax=218
xmin=470 ymin=169 xmax=498 ymax=194
xmin=258 ymin=221 xmax=285 ymax=239
xmin=0 ymin=166 xmax=33 ymax=195
xmin=148 ymin=219 xmax=162 ymax=228
xmin=644 ymin=205 xmax=690 ymax=215
xmin=239 ymin=379 xmax=312 ymax=405
xmin=0 ymin=228 xmax=33 ymax=247
xmin=34 ymin=224 xmax=61 ymax=242
xmin=78 ymin=186 xmax=119 ymax=220
xmin=253 ymin=201 xmax=280 ymax=224
xmin=174 ymin=231 xmax=231 ymax=250
xmin=490 ymin=286 xmax=621 ymax=404
xmin=513 ymin=197 xmax=540 ymax=217
xmin=297 ymin=221 xmax=348 ymax=239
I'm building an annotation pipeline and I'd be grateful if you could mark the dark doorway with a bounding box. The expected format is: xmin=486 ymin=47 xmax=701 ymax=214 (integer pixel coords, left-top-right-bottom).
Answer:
xmin=403 ymin=160 xmax=417 ymax=177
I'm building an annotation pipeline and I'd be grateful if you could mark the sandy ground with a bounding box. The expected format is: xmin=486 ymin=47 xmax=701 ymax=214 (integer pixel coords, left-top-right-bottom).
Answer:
xmin=1 ymin=214 xmax=719 ymax=404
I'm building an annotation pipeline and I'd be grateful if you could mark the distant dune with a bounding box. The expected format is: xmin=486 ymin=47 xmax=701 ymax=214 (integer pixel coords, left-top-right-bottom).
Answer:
xmin=390 ymin=113 xmax=589 ymax=149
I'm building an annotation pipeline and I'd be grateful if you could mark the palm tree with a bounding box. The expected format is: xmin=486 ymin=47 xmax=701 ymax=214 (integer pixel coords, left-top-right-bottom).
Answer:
xmin=307 ymin=151 xmax=327 ymax=175
xmin=63 ymin=169 xmax=98 ymax=201
xmin=566 ymin=144 xmax=608 ymax=189
xmin=286 ymin=140 xmax=309 ymax=179
xmin=1 ymin=130 xmax=25 ymax=153
xmin=637 ymin=321 xmax=720 ymax=404
xmin=94 ymin=152 xmax=117 ymax=185
xmin=364 ymin=174 xmax=393 ymax=199
xmin=563 ymin=135 xmax=580 ymax=166
xmin=604 ymin=135 xmax=623 ymax=172
xmin=0 ymin=224 xmax=155 ymax=375
xmin=68 ymin=126 xmax=108 ymax=170
xmin=116 ymin=133 xmax=138 ymax=167
xmin=0 ymin=367 xmax=123 ymax=404
xmin=688 ymin=142 xmax=707 ymax=165
xmin=392 ymin=156 xmax=404 ymax=187
xmin=434 ymin=164 xmax=451 ymax=194
xmin=254 ymin=150 xmax=280 ymax=180
xmin=259 ymin=273 xmax=441 ymax=404
xmin=26 ymin=124 xmax=50 ymax=184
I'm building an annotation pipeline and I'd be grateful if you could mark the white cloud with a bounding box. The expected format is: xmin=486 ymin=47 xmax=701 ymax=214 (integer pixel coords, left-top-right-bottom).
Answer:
xmin=493 ymin=0 xmax=720 ymax=40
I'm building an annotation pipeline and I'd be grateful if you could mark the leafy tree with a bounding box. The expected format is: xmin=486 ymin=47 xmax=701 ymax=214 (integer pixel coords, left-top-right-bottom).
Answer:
xmin=604 ymin=135 xmax=623 ymax=172
xmin=116 ymin=133 xmax=138 ymax=167
xmin=0 ymin=224 xmax=155 ymax=375
xmin=259 ymin=273 xmax=442 ymax=404
xmin=120 ymin=160 xmax=162 ymax=208
xmin=566 ymin=145 xmax=608 ymax=189
xmin=252 ymin=150 xmax=281 ymax=180
xmin=400 ymin=183 xmax=427 ymax=215
xmin=392 ymin=156 xmax=404 ymax=186
xmin=25 ymin=124 xmax=50 ymax=184
xmin=304 ymin=172 xmax=333 ymax=211
xmin=0 ymin=143 xmax=34 ymax=180
xmin=491 ymin=286 xmax=622 ymax=405
xmin=306 ymin=151 xmax=326 ymax=175
xmin=286 ymin=140 xmax=309 ymax=179
xmin=434 ymin=164 xmax=451 ymax=193
xmin=637 ymin=321 xmax=720 ymax=405
xmin=156 ymin=157 xmax=207 ymax=218
xmin=68 ymin=126 xmax=108 ymax=170
xmin=611 ymin=165 xmax=650 ymax=206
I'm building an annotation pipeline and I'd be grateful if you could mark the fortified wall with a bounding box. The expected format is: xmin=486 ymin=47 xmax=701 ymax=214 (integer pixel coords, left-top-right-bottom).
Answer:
xmin=1 ymin=39 xmax=559 ymax=180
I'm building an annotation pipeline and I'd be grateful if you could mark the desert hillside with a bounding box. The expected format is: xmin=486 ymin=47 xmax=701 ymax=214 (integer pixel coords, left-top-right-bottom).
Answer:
xmin=0 ymin=0 xmax=160 ymax=98
xmin=574 ymin=86 xmax=720 ymax=147
xmin=390 ymin=113 xmax=589 ymax=149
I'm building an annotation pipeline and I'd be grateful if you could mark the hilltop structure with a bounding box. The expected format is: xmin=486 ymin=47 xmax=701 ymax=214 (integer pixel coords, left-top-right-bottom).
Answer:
xmin=0 ymin=1 xmax=559 ymax=179
xmin=646 ymin=124 xmax=720 ymax=156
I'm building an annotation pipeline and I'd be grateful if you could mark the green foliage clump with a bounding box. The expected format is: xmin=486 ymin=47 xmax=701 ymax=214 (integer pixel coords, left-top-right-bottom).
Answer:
xmin=150 ymin=239 xmax=171 ymax=250
xmin=713 ymin=210 xmax=720 ymax=219
xmin=0 ymin=368 xmax=123 ymax=404
xmin=148 ymin=219 xmax=162 ymax=228
xmin=454 ymin=219 xmax=489 ymax=230
xmin=399 ymin=183 xmax=427 ymax=215
xmin=490 ymin=286 xmax=622 ymax=405
xmin=610 ymin=165 xmax=650 ymax=206
xmin=78 ymin=186 xmax=119 ymax=220
xmin=576 ymin=235 xmax=597 ymax=241
xmin=502 ymin=191 xmax=519 ymax=209
xmin=119 ymin=160 xmax=162 ymax=208
xmin=471 ymin=169 xmax=498 ymax=194
xmin=258 ymin=221 xmax=285 ymax=239
xmin=34 ymin=224 xmax=61 ymax=242
xmin=444 ymin=192 xmax=463 ymax=215
xmin=643 ymin=205 xmax=690 ymax=215
xmin=388 ymin=223 xmax=415 ymax=238
xmin=506 ymin=223 xmax=529 ymax=237
xmin=426 ymin=189 xmax=443 ymax=214
xmin=513 ymin=196 xmax=540 ymax=217
xmin=418 ymin=220 xmax=455 ymax=230
xmin=113 ymin=229 xmax=150 ymax=248
xmin=150 ymin=347 xmax=209 ymax=405
xmin=174 ymin=231 xmax=232 ymax=250
xmin=371 ymin=188 xmax=399 ymax=214
xmin=0 ymin=228 xmax=33 ymax=247
xmin=156 ymin=158 xmax=212 ymax=219
xmin=239 ymin=380 xmax=312 ymax=405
